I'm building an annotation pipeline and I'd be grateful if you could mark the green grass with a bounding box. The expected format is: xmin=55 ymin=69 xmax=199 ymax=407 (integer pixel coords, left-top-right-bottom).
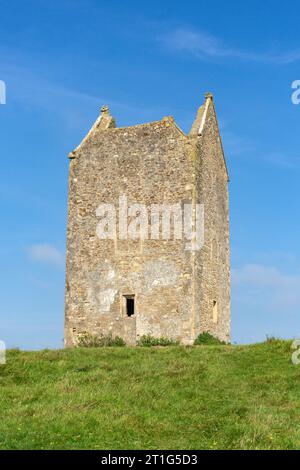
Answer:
xmin=0 ymin=340 xmax=300 ymax=449
xmin=194 ymin=332 xmax=226 ymax=345
xmin=137 ymin=335 xmax=179 ymax=347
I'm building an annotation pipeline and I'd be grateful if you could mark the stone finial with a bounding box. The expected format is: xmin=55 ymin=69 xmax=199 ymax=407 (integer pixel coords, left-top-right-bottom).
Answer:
xmin=161 ymin=116 xmax=174 ymax=126
xmin=99 ymin=105 xmax=116 ymax=129
xmin=101 ymin=105 xmax=110 ymax=114
xmin=205 ymin=92 xmax=213 ymax=99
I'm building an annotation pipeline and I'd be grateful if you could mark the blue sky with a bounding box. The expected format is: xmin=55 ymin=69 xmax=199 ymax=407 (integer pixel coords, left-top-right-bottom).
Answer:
xmin=0 ymin=0 xmax=300 ymax=349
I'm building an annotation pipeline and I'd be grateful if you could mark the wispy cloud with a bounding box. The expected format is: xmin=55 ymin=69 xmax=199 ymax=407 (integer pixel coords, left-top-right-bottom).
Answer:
xmin=0 ymin=46 xmax=160 ymax=132
xmin=29 ymin=243 xmax=64 ymax=267
xmin=222 ymin=131 xmax=255 ymax=157
xmin=220 ymin=126 xmax=300 ymax=169
xmin=161 ymin=28 xmax=300 ymax=65
xmin=263 ymin=152 xmax=300 ymax=170
xmin=232 ymin=264 xmax=300 ymax=310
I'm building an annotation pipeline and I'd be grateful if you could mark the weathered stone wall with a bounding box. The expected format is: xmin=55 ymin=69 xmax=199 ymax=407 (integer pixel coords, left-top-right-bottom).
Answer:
xmin=65 ymin=117 xmax=196 ymax=346
xmin=64 ymin=95 xmax=230 ymax=347
xmin=193 ymin=97 xmax=231 ymax=342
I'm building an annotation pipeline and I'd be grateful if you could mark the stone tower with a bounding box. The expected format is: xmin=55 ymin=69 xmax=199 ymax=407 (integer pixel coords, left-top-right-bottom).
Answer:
xmin=64 ymin=93 xmax=230 ymax=346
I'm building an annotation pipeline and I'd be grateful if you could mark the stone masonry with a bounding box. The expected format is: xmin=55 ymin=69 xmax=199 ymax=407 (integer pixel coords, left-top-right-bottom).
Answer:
xmin=64 ymin=93 xmax=230 ymax=346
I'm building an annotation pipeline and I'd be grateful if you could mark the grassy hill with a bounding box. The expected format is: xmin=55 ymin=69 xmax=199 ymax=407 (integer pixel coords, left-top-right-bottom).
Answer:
xmin=0 ymin=340 xmax=299 ymax=450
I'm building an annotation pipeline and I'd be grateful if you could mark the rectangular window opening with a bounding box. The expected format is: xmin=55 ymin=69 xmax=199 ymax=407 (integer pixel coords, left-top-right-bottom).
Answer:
xmin=125 ymin=295 xmax=135 ymax=317
xmin=213 ymin=300 xmax=218 ymax=324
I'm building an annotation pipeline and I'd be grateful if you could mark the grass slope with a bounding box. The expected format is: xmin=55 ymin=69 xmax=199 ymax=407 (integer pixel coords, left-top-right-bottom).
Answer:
xmin=0 ymin=341 xmax=300 ymax=450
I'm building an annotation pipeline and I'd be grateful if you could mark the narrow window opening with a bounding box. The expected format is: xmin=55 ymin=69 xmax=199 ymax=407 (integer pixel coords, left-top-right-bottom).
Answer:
xmin=125 ymin=296 xmax=135 ymax=317
xmin=212 ymin=300 xmax=218 ymax=324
